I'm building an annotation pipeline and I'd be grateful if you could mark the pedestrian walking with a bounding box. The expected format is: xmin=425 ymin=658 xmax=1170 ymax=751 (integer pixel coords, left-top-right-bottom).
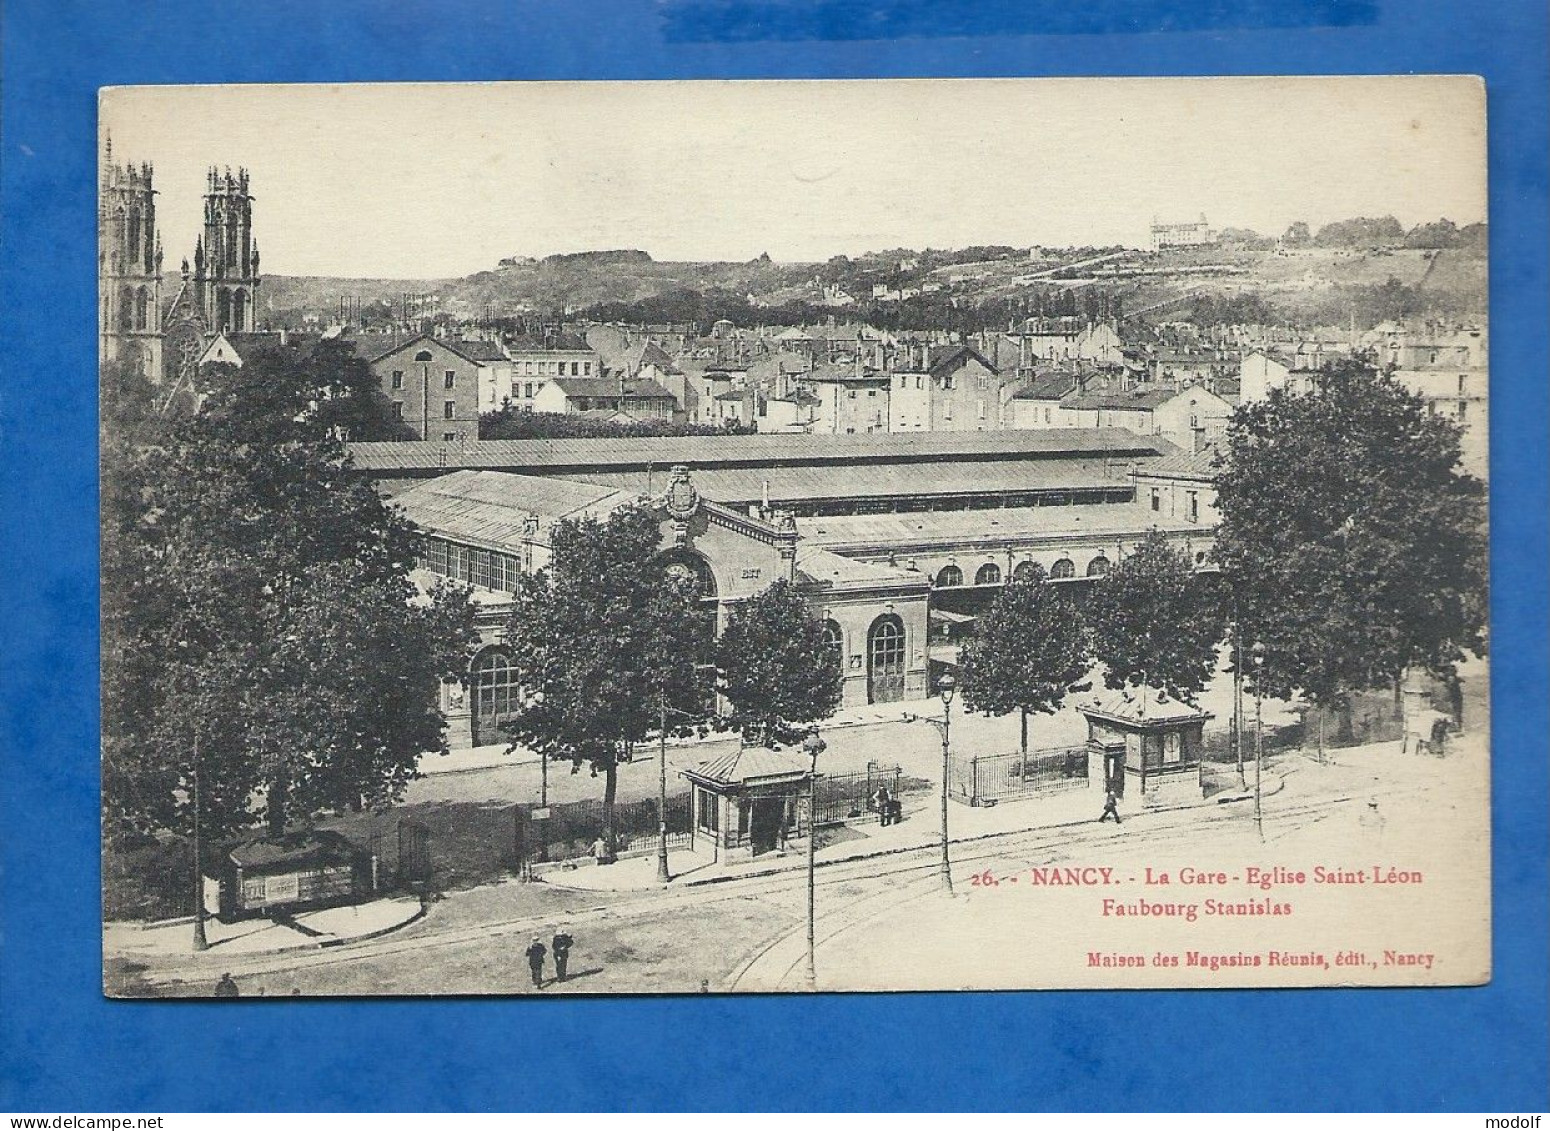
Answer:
xmin=213 ymin=972 xmax=239 ymax=998
xmin=1099 ymin=788 xmax=1122 ymax=825
xmin=591 ymin=835 xmax=614 ymax=866
xmin=524 ymin=936 xmax=547 ymax=989
xmin=551 ymin=930 xmax=574 ymax=982
xmin=875 ymin=785 xmax=893 ymax=826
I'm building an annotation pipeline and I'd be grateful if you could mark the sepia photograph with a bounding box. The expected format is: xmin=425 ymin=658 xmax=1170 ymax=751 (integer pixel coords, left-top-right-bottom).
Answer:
xmin=99 ymin=76 xmax=1492 ymax=999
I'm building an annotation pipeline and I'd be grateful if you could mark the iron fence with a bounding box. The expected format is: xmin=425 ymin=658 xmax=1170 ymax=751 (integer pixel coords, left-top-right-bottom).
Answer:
xmin=810 ymin=764 xmax=929 ymax=827
xmin=517 ymin=794 xmax=693 ymax=866
xmin=948 ymin=746 xmax=1089 ymax=806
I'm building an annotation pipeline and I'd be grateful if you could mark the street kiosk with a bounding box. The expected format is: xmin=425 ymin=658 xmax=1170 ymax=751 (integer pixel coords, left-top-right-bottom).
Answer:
xmin=1080 ymin=688 xmax=1213 ymax=808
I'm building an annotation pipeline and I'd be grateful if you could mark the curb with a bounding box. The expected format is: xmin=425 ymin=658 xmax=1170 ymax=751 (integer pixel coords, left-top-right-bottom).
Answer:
xmin=112 ymin=901 xmax=427 ymax=964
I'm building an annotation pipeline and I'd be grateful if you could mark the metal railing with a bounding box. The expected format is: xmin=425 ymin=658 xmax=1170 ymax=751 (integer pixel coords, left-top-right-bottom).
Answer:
xmin=948 ymin=746 xmax=1090 ymax=806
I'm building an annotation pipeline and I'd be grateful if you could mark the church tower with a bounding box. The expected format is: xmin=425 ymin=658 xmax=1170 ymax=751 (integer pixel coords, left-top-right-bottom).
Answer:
xmin=193 ymin=166 xmax=261 ymax=333
xmin=98 ymin=134 xmax=164 ymax=379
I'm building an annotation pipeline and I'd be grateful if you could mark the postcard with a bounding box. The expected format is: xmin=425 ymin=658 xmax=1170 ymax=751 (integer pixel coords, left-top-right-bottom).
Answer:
xmin=99 ymin=76 xmax=1489 ymax=996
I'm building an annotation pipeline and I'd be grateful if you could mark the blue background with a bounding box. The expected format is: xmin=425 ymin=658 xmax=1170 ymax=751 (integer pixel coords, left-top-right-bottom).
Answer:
xmin=2 ymin=0 xmax=1545 ymax=1112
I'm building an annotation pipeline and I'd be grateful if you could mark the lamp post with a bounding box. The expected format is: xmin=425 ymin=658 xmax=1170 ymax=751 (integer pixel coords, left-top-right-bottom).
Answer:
xmin=1233 ymin=618 xmax=1247 ymax=791
xmin=191 ymin=733 xmax=208 ymax=952
xmin=526 ymin=690 xmax=548 ymax=864
xmin=936 ymin=673 xmax=956 ymax=895
xmin=530 ymin=690 xmax=548 ymax=809
xmin=657 ymin=692 xmax=672 ymax=883
xmin=1251 ymin=641 xmax=1266 ymax=839
xmin=802 ymin=729 xmax=827 ymax=990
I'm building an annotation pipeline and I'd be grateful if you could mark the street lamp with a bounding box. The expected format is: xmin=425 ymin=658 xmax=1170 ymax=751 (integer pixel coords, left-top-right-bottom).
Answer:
xmin=936 ymin=673 xmax=957 ymax=895
xmin=529 ymin=690 xmax=548 ymax=810
xmin=656 ymin=696 xmax=700 ymax=884
xmin=191 ymin=733 xmax=208 ymax=952
xmin=1251 ymin=641 xmax=1266 ymax=839
xmin=802 ymin=729 xmax=827 ymax=990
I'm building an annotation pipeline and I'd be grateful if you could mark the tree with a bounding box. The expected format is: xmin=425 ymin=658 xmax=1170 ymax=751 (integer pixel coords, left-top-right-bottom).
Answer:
xmin=1213 ymin=358 xmax=1487 ymax=728
xmin=1282 ymin=221 xmax=1312 ymax=247
xmin=500 ymin=507 xmax=713 ymax=849
xmin=1086 ymin=531 xmax=1226 ymax=704
xmin=715 ymin=578 xmax=843 ymax=747
xmin=959 ymin=566 xmax=1091 ymax=755
xmin=101 ymin=348 xmax=478 ymax=845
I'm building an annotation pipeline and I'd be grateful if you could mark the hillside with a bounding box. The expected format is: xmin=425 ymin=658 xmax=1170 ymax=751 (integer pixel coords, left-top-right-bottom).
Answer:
xmin=251 ymin=237 xmax=1487 ymax=331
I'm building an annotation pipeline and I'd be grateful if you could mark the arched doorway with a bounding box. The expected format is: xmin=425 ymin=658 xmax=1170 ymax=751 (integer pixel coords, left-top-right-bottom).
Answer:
xmin=658 ymin=548 xmax=720 ymax=709
xmin=867 ymin=614 xmax=906 ymax=704
xmin=471 ymin=648 xmax=519 ymax=744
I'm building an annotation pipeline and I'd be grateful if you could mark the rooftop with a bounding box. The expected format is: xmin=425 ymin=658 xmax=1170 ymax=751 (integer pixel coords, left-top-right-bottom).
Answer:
xmin=561 ymin=457 xmax=1139 ymax=507
xmin=928 ymin=344 xmax=998 ymax=378
xmin=683 ymin=746 xmax=812 ymax=788
xmin=550 ymin=376 xmax=676 ymax=401
xmin=1132 ymin=444 xmax=1223 ymax=482
xmin=797 ymin=502 xmax=1204 ymax=553
xmin=1063 ymin=386 xmax=1176 ymax=411
xmin=348 ymin=428 xmax=1172 ymax=475
xmin=1012 ymin=371 xmax=1081 ymax=400
xmin=389 ymin=469 xmax=633 ymax=550
xmin=795 ymin=546 xmax=930 ymax=590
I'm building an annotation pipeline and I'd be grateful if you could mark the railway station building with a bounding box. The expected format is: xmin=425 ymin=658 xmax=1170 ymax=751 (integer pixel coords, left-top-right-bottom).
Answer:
xmin=350 ymin=431 xmax=1217 ymax=748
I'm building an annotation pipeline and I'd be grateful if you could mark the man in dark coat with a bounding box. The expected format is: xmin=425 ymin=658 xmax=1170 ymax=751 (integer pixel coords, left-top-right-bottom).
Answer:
xmin=551 ymin=930 xmax=574 ymax=982
xmin=214 ymin=972 xmax=239 ymax=998
xmin=1099 ymin=788 xmax=1122 ymax=824
xmin=524 ymin=936 xmax=547 ymax=989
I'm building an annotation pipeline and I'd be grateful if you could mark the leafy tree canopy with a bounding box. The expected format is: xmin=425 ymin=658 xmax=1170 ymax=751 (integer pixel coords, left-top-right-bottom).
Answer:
xmin=1213 ymin=358 xmax=1487 ymax=702
xmin=102 ymin=347 xmax=476 ymax=843
xmin=959 ymin=565 xmax=1091 ymax=752
xmin=1086 ymin=531 xmax=1225 ymax=704
xmin=715 ymin=578 xmax=843 ymax=747
xmin=499 ymin=507 xmax=714 ymax=840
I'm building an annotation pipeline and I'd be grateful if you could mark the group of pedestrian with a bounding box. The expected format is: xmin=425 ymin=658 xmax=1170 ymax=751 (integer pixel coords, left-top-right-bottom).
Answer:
xmin=524 ymin=929 xmax=575 ymax=989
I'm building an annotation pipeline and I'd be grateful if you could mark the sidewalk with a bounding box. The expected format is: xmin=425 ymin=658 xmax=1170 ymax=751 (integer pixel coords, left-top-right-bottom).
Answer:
xmin=416 ymin=699 xmax=931 ymax=777
xmin=536 ymin=768 xmax=1288 ymax=895
xmin=104 ymin=895 xmax=424 ymax=960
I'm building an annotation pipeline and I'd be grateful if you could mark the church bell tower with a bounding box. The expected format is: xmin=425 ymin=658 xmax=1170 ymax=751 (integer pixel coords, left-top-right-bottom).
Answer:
xmin=193 ymin=166 xmax=261 ymax=333
xmin=98 ymin=134 xmax=164 ymax=379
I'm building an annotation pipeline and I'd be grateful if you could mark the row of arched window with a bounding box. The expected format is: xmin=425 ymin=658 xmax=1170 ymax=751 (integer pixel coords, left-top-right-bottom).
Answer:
xmin=933 ymin=555 xmax=1110 ymax=588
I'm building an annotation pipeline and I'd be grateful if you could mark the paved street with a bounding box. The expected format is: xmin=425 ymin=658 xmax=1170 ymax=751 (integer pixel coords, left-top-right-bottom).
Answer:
xmin=118 ymin=713 xmax=1487 ymax=996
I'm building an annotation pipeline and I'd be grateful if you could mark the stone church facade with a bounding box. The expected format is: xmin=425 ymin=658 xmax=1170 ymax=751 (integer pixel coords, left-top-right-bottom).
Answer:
xmin=98 ymin=137 xmax=262 ymax=392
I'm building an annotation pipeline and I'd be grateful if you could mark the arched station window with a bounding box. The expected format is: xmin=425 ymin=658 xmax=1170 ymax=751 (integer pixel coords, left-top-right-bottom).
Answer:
xmin=1012 ymin=560 xmax=1042 ymax=583
xmin=1086 ymin=555 xmax=1111 ymax=578
xmin=659 ymin=549 xmax=717 ymax=602
xmin=472 ymin=649 xmax=519 ymax=721
xmin=867 ymin=615 xmax=907 ymax=704
xmin=1049 ymin=558 xmax=1076 ymax=580
xmin=935 ymin=564 xmax=963 ymax=588
xmin=975 ymin=563 xmax=1002 ymax=586
xmin=821 ymin=619 xmax=844 ymax=668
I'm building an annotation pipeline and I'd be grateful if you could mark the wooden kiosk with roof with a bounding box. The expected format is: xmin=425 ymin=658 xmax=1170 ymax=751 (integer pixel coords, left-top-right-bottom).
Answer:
xmin=1080 ymin=688 xmax=1213 ymax=808
xmin=682 ymin=746 xmax=813 ymax=862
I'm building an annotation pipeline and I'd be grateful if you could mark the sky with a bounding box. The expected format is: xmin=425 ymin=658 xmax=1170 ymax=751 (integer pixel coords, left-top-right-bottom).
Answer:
xmin=100 ymin=77 xmax=1487 ymax=280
